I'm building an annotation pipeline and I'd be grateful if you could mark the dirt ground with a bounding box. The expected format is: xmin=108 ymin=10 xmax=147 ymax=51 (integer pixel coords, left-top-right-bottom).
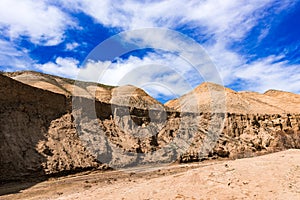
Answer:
xmin=1 ymin=149 xmax=300 ymax=200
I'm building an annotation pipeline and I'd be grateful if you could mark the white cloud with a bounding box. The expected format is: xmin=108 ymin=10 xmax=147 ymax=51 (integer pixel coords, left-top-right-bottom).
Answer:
xmin=33 ymin=57 xmax=112 ymax=84
xmin=65 ymin=42 xmax=79 ymax=51
xmin=72 ymin=52 xmax=203 ymax=99
xmin=100 ymin=28 xmax=224 ymax=86
xmin=2 ymin=0 xmax=299 ymax=97
xmin=77 ymin=60 xmax=112 ymax=82
xmin=59 ymin=0 xmax=293 ymax=43
xmin=33 ymin=51 xmax=300 ymax=100
xmin=61 ymin=0 xmax=298 ymax=91
xmin=35 ymin=57 xmax=80 ymax=78
xmin=234 ymin=55 xmax=300 ymax=93
xmin=0 ymin=39 xmax=33 ymax=70
xmin=33 ymin=52 xmax=197 ymax=99
xmin=0 ymin=0 xmax=76 ymax=45
xmin=204 ymin=41 xmax=300 ymax=94
xmin=204 ymin=42 xmax=244 ymax=85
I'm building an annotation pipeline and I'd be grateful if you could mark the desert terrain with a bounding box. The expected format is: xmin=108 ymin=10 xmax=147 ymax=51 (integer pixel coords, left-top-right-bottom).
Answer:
xmin=1 ymin=150 xmax=299 ymax=200
xmin=1 ymin=71 xmax=300 ymax=199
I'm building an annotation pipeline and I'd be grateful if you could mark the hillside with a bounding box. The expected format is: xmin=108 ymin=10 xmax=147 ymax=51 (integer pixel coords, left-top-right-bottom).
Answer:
xmin=3 ymin=71 xmax=163 ymax=109
xmin=165 ymin=82 xmax=300 ymax=114
xmin=5 ymin=71 xmax=300 ymax=114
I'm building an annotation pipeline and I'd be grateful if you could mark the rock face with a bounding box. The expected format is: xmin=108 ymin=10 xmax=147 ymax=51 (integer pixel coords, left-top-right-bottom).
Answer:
xmin=179 ymin=113 xmax=300 ymax=162
xmin=0 ymin=74 xmax=102 ymax=181
xmin=1 ymin=72 xmax=300 ymax=182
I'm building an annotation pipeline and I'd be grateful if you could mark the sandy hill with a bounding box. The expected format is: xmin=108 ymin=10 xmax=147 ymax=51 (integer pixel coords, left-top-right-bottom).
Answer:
xmin=165 ymin=82 xmax=300 ymax=114
xmin=3 ymin=71 xmax=163 ymax=109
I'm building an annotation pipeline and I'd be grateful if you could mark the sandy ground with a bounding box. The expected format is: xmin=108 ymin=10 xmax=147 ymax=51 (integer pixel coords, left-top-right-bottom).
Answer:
xmin=1 ymin=149 xmax=300 ymax=200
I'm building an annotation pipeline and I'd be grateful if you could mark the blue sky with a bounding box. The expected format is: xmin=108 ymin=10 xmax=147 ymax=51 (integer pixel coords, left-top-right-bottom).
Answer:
xmin=0 ymin=0 xmax=300 ymax=103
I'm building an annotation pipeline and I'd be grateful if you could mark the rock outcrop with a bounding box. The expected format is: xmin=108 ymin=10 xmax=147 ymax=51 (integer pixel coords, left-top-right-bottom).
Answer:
xmin=1 ymin=72 xmax=300 ymax=182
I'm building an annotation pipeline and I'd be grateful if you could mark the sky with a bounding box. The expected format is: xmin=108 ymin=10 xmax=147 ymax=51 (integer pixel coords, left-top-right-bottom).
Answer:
xmin=0 ymin=0 xmax=300 ymax=103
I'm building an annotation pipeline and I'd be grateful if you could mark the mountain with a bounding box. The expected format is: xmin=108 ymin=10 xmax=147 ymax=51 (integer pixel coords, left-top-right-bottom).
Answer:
xmin=0 ymin=71 xmax=299 ymax=185
xmin=165 ymin=82 xmax=300 ymax=114
xmin=4 ymin=70 xmax=113 ymax=101
xmin=110 ymin=85 xmax=164 ymax=109
xmin=6 ymin=71 xmax=300 ymax=114
xmin=4 ymin=71 xmax=162 ymax=109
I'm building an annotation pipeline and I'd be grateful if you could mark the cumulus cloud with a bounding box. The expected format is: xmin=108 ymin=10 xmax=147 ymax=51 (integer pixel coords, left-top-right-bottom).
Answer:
xmin=65 ymin=42 xmax=79 ymax=51
xmin=205 ymin=42 xmax=244 ymax=85
xmin=234 ymin=55 xmax=300 ymax=93
xmin=100 ymin=54 xmax=194 ymax=95
xmin=75 ymin=52 xmax=198 ymax=99
xmin=35 ymin=57 xmax=80 ymax=78
xmin=34 ymin=51 xmax=300 ymax=100
xmin=34 ymin=49 xmax=209 ymax=100
xmin=0 ymin=39 xmax=33 ymax=70
xmin=87 ymin=28 xmax=224 ymax=87
xmin=204 ymin=43 xmax=300 ymax=94
xmin=0 ymin=0 xmax=76 ymax=45
xmin=77 ymin=60 xmax=112 ymax=82
xmin=34 ymin=52 xmax=201 ymax=100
